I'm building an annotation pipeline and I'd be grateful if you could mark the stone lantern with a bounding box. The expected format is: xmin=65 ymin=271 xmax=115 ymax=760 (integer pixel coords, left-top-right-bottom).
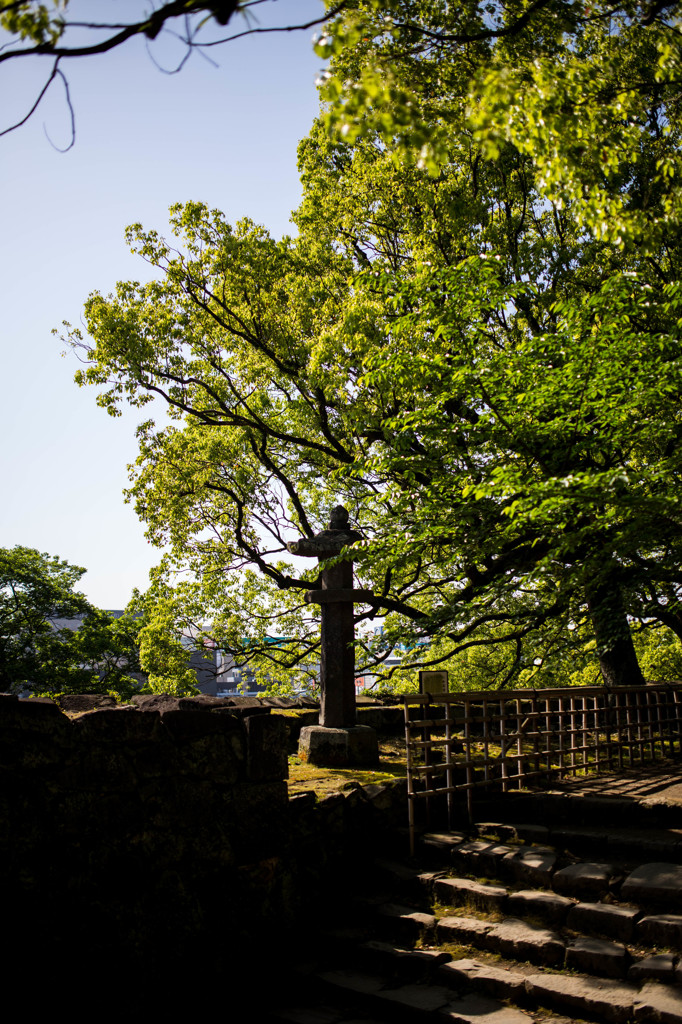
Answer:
xmin=288 ymin=506 xmax=379 ymax=766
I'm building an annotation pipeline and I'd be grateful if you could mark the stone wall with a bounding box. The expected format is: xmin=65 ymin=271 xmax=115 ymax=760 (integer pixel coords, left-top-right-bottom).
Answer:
xmin=0 ymin=694 xmax=290 ymax=974
xmin=0 ymin=693 xmax=407 ymax=995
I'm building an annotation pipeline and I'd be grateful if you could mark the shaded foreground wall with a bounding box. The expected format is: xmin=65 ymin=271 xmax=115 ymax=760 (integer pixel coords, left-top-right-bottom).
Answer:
xmin=0 ymin=693 xmax=406 ymax=990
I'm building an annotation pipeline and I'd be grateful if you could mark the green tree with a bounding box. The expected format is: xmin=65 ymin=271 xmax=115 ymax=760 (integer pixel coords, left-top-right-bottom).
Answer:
xmin=66 ymin=603 xmax=146 ymax=700
xmin=316 ymin=0 xmax=682 ymax=246
xmin=66 ymin=0 xmax=682 ymax=690
xmin=633 ymin=622 xmax=682 ymax=680
xmin=0 ymin=545 xmax=89 ymax=691
xmin=0 ymin=546 xmax=142 ymax=696
xmin=133 ymin=585 xmax=207 ymax=696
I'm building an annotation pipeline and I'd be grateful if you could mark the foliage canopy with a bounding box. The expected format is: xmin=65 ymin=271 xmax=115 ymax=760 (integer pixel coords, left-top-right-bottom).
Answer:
xmin=67 ymin=0 xmax=682 ymax=690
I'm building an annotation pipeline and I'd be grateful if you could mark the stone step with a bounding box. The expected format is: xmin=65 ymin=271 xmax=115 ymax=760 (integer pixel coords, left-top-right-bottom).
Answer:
xmin=314 ymin=966 xmax=536 ymax=1023
xmin=436 ymin=914 xmax=566 ymax=968
xmin=366 ymin=856 xmax=682 ymax=985
xmin=373 ymin=902 xmax=438 ymax=945
xmin=293 ymin=827 xmax=682 ymax=1023
xmin=369 ymin=896 xmax=682 ymax=984
xmin=298 ymin=937 xmax=682 ymax=1024
xmin=420 ymin=830 xmax=682 ymax=912
xmin=472 ymin=789 xmax=682 ymax=833
xmin=441 ymin=957 xmax=682 ymax=1024
xmin=472 ymin=821 xmax=682 ymax=868
xmin=413 ymin=870 xmax=682 ymax=955
xmin=428 ymin=870 xmax=682 ymax=953
xmin=381 ymin=868 xmax=682 ymax=960
xmin=522 ymin=972 xmax=682 ymax=1024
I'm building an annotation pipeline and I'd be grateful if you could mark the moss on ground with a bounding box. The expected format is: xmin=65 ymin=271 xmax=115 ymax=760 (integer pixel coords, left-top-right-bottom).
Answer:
xmin=287 ymin=739 xmax=408 ymax=797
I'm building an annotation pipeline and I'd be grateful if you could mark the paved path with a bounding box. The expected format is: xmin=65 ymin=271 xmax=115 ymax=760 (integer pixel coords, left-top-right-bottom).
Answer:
xmin=541 ymin=760 xmax=682 ymax=808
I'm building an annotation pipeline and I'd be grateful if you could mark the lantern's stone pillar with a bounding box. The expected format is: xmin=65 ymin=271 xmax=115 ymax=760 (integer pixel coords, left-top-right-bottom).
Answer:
xmin=319 ymin=557 xmax=356 ymax=728
xmin=287 ymin=505 xmax=379 ymax=767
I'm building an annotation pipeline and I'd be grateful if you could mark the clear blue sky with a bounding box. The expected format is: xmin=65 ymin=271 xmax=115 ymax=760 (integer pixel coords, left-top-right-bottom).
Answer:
xmin=0 ymin=0 xmax=325 ymax=607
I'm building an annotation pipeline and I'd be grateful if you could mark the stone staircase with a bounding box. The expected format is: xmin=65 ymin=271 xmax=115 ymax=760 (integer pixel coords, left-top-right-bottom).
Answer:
xmin=268 ymin=794 xmax=682 ymax=1024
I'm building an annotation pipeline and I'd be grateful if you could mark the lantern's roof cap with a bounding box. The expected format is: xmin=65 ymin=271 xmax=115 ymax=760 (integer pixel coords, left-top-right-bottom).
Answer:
xmin=287 ymin=505 xmax=361 ymax=557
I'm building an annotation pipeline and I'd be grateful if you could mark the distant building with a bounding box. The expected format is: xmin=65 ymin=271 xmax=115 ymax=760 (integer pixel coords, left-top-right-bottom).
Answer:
xmin=354 ymin=627 xmax=428 ymax=694
xmin=214 ymin=638 xmax=320 ymax=698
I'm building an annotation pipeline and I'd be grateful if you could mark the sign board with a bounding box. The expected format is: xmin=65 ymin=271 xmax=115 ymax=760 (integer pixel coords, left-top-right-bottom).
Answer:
xmin=418 ymin=670 xmax=449 ymax=694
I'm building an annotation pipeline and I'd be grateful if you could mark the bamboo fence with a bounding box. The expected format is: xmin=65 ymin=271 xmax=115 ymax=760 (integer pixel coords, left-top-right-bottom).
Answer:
xmin=403 ymin=683 xmax=682 ymax=852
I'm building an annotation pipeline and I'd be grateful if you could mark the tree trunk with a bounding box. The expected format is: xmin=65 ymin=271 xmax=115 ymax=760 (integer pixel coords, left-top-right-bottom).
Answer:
xmin=587 ymin=575 xmax=645 ymax=687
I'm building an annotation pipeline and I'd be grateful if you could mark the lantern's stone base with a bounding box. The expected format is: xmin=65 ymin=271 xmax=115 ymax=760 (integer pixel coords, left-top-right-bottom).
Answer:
xmin=298 ymin=724 xmax=379 ymax=767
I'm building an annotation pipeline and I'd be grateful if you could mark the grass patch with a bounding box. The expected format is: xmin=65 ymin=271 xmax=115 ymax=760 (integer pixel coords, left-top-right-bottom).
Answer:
xmin=287 ymin=741 xmax=408 ymax=797
xmin=432 ymin=898 xmax=504 ymax=923
xmin=436 ymin=941 xmax=473 ymax=959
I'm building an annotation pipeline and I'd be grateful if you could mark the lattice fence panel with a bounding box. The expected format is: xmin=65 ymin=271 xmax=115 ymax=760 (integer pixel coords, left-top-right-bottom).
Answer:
xmin=403 ymin=683 xmax=682 ymax=853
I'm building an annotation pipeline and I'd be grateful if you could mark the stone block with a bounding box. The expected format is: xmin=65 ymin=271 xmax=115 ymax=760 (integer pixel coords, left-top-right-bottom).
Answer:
xmin=636 ymin=914 xmax=682 ymax=950
xmin=420 ymin=833 xmax=466 ymax=867
xmin=55 ymin=694 xmax=117 ymax=712
xmin=502 ymin=847 xmax=556 ymax=887
xmin=71 ymin=707 xmax=159 ymax=743
xmin=377 ymin=903 xmax=437 ymax=943
xmin=298 ymin=725 xmax=379 ymax=767
xmin=232 ymin=780 xmax=289 ymax=859
xmin=0 ymin=699 xmax=72 ymax=770
xmin=565 ymin=935 xmax=629 ymax=978
xmin=132 ymin=694 xmax=184 ymax=713
xmin=359 ymin=940 xmax=451 ymax=980
xmin=524 ymin=972 xmax=637 ymax=1023
xmin=453 ymin=839 xmax=511 ymax=875
xmin=480 ymin=843 xmax=520 ymax=877
xmin=373 ymin=858 xmax=428 ymax=889
xmin=622 ymin=864 xmax=682 ymax=911
xmin=567 ymin=901 xmax=640 ymax=942
xmin=316 ymin=790 xmax=347 ymax=836
xmin=552 ymin=825 xmax=609 ymax=852
xmin=288 ymin=789 xmax=316 ymax=812
xmin=506 ymin=889 xmax=574 ymax=927
xmin=362 ymin=782 xmax=394 ymax=810
xmin=437 ymin=914 xmax=494 ymax=946
xmin=274 ymin=709 xmax=320 ymax=748
xmin=434 ymin=876 xmax=507 ymax=914
xmin=634 ymin=980 xmax=682 ymax=1024
xmin=487 ymin=918 xmax=565 ymax=967
xmin=219 ymin=696 xmax=272 ymax=716
xmin=571 ymin=795 xmax=634 ymax=825
xmin=443 ymin=992 xmax=534 ymax=1023
xmin=159 ymin=708 xmax=242 ymax=741
xmin=439 ymin=957 xmax=527 ymax=1001
xmin=13 ymin=697 xmax=67 ymax=728
xmin=614 ymin=835 xmax=682 ymax=863
xmin=553 ymin=861 xmax=617 ymax=898
xmin=245 ymin=712 xmax=288 ymax=781
xmin=474 ymin=822 xmax=519 ymax=842
xmin=629 ymin=954 xmax=677 ymax=984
